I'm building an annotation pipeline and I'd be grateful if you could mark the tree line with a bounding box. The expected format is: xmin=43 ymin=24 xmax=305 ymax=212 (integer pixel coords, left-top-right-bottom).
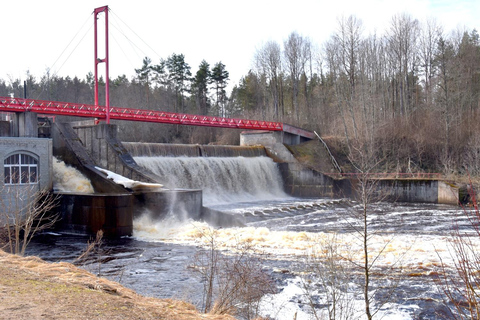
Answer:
xmin=1 ymin=13 xmax=479 ymax=176
xmin=244 ymin=14 xmax=480 ymax=177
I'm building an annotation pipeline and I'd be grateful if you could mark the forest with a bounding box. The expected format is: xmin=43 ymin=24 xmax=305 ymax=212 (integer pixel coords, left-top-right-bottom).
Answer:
xmin=1 ymin=13 xmax=479 ymax=177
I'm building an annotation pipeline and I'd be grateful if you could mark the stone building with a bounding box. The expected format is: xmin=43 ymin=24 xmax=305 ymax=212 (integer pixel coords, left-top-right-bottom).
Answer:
xmin=0 ymin=113 xmax=53 ymax=225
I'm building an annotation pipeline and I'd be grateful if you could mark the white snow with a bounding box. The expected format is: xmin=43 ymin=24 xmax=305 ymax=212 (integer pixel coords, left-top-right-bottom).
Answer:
xmin=95 ymin=167 xmax=163 ymax=191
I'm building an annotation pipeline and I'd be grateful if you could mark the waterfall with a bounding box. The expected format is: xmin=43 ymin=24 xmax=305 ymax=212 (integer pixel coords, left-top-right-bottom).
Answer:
xmin=52 ymin=157 xmax=94 ymax=193
xmin=134 ymin=156 xmax=287 ymax=205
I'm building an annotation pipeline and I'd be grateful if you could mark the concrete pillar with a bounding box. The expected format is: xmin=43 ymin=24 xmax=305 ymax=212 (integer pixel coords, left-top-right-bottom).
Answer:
xmin=17 ymin=112 xmax=38 ymax=137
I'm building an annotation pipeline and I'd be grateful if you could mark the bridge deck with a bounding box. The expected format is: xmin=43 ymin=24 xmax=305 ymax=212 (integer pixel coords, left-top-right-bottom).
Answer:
xmin=0 ymin=97 xmax=283 ymax=131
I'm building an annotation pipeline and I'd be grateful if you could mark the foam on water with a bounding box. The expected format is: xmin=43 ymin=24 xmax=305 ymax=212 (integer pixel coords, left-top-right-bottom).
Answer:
xmin=131 ymin=199 xmax=479 ymax=318
xmin=259 ymin=276 xmax=417 ymax=320
xmin=52 ymin=157 xmax=94 ymax=193
xmin=133 ymin=210 xmax=468 ymax=270
xmin=130 ymin=153 xmax=475 ymax=318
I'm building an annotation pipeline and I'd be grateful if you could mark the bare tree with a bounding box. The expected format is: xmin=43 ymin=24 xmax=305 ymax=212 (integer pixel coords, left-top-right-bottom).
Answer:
xmin=386 ymin=13 xmax=420 ymax=119
xmin=255 ymin=41 xmax=283 ymax=120
xmin=419 ymin=18 xmax=443 ymax=108
xmin=345 ymin=140 xmax=406 ymax=320
xmin=190 ymin=227 xmax=276 ymax=319
xmin=436 ymin=185 xmax=480 ymax=319
xmin=0 ymin=186 xmax=59 ymax=256
xmin=302 ymin=233 xmax=356 ymax=320
xmin=284 ymin=31 xmax=311 ymax=124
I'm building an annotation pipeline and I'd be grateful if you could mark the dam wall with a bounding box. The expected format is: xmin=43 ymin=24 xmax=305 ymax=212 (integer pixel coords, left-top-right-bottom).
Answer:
xmin=123 ymin=142 xmax=266 ymax=158
xmin=334 ymin=178 xmax=459 ymax=205
xmin=241 ymin=130 xmax=335 ymax=198
xmin=239 ymin=130 xmax=458 ymax=203
xmin=278 ymin=162 xmax=335 ymax=197
xmin=69 ymin=121 xmax=161 ymax=184
xmin=51 ymin=121 xmax=459 ymax=238
xmin=52 ymin=121 xmax=203 ymax=236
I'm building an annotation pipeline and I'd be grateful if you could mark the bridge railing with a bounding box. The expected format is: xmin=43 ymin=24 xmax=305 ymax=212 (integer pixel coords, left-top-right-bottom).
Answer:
xmin=0 ymin=96 xmax=284 ymax=131
xmin=327 ymin=172 xmax=442 ymax=179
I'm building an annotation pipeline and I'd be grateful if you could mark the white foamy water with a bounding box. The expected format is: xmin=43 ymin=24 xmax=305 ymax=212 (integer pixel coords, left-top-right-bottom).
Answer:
xmin=134 ymin=156 xmax=288 ymax=205
xmin=52 ymin=157 xmax=94 ymax=193
xmin=134 ymin=211 xmax=458 ymax=270
xmin=132 ymin=199 xmax=479 ymax=319
xmin=130 ymin=153 xmax=476 ymax=318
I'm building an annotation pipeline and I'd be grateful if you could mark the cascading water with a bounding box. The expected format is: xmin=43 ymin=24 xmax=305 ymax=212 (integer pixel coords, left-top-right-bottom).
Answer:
xmin=52 ymin=157 xmax=94 ymax=193
xmin=27 ymin=153 xmax=474 ymax=319
xmin=134 ymin=156 xmax=288 ymax=205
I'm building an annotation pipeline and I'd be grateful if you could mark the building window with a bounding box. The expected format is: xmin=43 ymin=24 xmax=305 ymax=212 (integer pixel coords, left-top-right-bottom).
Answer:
xmin=4 ymin=153 xmax=38 ymax=185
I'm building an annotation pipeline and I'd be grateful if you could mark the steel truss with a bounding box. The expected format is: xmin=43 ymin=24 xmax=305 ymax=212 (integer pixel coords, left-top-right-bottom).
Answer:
xmin=0 ymin=97 xmax=283 ymax=131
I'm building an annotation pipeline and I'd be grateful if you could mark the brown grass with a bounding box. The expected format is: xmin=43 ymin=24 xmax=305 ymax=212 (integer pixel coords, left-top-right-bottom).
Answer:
xmin=0 ymin=250 xmax=235 ymax=320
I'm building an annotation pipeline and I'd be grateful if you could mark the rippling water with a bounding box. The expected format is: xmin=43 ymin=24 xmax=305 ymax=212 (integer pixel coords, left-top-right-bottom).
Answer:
xmin=35 ymin=155 xmax=476 ymax=319
xmin=28 ymin=198 xmax=474 ymax=319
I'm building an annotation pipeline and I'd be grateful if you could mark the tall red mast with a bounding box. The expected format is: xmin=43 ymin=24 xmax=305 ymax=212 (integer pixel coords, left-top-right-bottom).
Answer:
xmin=94 ymin=6 xmax=110 ymax=123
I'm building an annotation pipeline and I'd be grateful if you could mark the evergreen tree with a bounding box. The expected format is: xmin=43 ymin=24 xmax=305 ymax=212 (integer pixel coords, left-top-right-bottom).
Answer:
xmin=166 ymin=53 xmax=192 ymax=113
xmin=151 ymin=59 xmax=167 ymax=88
xmin=211 ymin=62 xmax=229 ymax=117
xmin=135 ymin=57 xmax=152 ymax=105
xmin=192 ymin=60 xmax=211 ymax=115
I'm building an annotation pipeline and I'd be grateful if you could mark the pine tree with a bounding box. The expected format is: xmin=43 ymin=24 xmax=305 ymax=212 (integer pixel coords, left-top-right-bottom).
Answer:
xmin=211 ymin=62 xmax=229 ymax=117
xmin=192 ymin=60 xmax=211 ymax=115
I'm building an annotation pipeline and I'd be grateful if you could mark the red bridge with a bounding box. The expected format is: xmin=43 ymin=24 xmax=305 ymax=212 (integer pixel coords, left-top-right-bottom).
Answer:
xmin=0 ymin=5 xmax=314 ymax=142
xmin=0 ymin=96 xmax=284 ymax=131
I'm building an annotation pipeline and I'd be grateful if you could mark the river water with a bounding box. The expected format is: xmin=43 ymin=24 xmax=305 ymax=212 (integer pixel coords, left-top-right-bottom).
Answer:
xmin=28 ymin=156 xmax=478 ymax=319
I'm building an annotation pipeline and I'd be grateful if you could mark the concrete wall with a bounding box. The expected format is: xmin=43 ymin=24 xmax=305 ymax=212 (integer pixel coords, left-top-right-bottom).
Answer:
xmin=17 ymin=112 xmax=38 ymax=138
xmin=241 ymin=130 xmax=335 ymax=198
xmin=438 ymin=181 xmax=459 ymax=204
xmin=56 ymin=193 xmax=133 ymax=237
xmin=278 ymin=162 xmax=334 ymax=197
xmin=240 ymin=130 xmax=279 ymax=147
xmin=381 ymin=179 xmax=458 ymax=204
xmin=380 ymin=179 xmax=439 ymax=203
xmin=334 ymin=178 xmax=459 ymax=204
xmin=72 ymin=123 xmax=162 ymax=184
xmin=240 ymin=127 xmax=313 ymax=146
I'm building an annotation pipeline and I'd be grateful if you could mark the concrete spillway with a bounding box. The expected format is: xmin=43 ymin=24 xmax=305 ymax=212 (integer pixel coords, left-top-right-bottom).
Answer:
xmin=123 ymin=142 xmax=267 ymax=158
xmin=51 ymin=120 xmax=458 ymax=237
xmin=134 ymin=156 xmax=287 ymax=206
xmin=51 ymin=122 xmax=203 ymax=237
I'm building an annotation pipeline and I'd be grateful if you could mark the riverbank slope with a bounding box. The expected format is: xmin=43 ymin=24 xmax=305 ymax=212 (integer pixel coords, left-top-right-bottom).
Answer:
xmin=0 ymin=250 xmax=234 ymax=320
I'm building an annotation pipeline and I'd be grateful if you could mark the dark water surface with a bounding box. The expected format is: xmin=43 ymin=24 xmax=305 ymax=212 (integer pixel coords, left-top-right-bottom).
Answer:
xmin=27 ymin=198 xmax=471 ymax=319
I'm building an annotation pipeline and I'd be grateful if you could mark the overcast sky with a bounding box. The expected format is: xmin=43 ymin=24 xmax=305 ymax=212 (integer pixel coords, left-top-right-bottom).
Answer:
xmin=1 ymin=0 xmax=479 ymax=91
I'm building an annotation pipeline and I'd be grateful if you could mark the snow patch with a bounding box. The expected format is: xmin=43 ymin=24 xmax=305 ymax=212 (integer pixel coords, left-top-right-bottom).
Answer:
xmin=95 ymin=167 xmax=163 ymax=191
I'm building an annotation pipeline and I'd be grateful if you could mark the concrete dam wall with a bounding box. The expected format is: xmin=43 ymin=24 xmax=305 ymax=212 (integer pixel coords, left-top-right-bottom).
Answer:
xmin=51 ymin=121 xmax=459 ymax=237
xmin=123 ymin=142 xmax=267 ymax=158
xmin=52 ymin=122 xmax=202 ymax=237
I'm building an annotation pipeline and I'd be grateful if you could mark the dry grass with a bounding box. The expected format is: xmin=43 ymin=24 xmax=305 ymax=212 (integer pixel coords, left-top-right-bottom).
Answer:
xmin=0 ymin=250 xmax=235 ymax=320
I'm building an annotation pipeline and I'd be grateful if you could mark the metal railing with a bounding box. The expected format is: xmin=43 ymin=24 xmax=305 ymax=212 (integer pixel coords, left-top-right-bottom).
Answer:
xmin=327 ymin=172 xmax=442 ymax=179
xmin=0 ymin=96 xmax=284 ymax=131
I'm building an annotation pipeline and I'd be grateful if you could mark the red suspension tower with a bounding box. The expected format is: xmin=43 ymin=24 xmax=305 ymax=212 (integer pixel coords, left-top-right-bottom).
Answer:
xmin=94 ymin=6 xmax=110 ymax=123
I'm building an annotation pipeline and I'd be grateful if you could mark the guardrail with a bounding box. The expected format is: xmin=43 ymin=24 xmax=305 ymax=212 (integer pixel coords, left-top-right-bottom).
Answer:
xmin=327 ymin=172 xmax=442 ymax=179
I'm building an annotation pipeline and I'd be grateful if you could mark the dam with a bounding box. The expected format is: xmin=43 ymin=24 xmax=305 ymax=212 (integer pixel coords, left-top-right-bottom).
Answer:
xmin=0 ymin=113 xmax=459 ymax=237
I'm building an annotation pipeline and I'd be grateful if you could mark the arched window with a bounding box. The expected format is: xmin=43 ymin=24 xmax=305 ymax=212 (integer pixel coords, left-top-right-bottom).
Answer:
xmin=4 ymin=153 xmax=38 ymax=185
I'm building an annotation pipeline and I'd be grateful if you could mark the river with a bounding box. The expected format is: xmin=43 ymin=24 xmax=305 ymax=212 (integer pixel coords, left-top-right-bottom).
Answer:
xmin=28 ymin=156 xmax=478 ymax=319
